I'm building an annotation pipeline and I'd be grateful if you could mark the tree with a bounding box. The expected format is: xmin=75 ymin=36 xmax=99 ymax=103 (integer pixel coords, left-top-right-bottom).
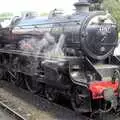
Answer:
xmin=103 ymin=0 xmax=120 ymax=29
xmin=0 ymin=12 xmax=13 ymax=21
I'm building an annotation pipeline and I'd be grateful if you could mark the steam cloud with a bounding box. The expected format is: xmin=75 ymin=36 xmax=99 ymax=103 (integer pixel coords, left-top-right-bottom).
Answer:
xmin=19 ymin=32 xmax=65 ymax=59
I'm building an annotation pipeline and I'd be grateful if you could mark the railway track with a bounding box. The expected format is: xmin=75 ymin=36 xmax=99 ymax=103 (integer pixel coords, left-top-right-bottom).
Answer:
xmin=0 ymin=101 xmax=26 ymax=120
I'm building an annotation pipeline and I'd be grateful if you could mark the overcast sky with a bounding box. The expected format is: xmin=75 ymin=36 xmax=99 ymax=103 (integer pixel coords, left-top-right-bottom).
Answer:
xmin=0 ymin=0 xmax=78 ymax=15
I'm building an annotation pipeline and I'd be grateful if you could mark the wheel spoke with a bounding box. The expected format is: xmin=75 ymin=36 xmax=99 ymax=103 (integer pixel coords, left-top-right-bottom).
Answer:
xmin=71 ymin=87 xmax=88 ymax=113
xmin=9 ymin=71 xmax=22 ymax=86
xmin=45 ymin=86 xmax=58 ymax=102
xmin=25 ymin=76 xmax=41 ymax=93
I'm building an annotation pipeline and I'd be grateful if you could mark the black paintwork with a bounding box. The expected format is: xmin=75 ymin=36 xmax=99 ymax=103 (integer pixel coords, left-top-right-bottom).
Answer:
xmin=0 ymin=12 xmax=118 ymax=60
xmin=0 ymin=6 xmax=119 ymax=114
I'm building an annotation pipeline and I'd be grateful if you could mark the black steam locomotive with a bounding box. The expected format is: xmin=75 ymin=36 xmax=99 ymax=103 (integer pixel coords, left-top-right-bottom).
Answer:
xmin=0 ymin=0 xmax=120 ymax=114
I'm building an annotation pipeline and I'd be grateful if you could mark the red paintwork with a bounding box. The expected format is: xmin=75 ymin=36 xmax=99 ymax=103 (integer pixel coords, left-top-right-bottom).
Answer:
xmin=89 ymin=81 xmax=119 ymax=99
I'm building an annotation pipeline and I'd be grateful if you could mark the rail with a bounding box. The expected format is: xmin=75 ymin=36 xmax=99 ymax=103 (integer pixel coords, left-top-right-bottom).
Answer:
xmin=0 ymin=101 xmax=26 ymax=120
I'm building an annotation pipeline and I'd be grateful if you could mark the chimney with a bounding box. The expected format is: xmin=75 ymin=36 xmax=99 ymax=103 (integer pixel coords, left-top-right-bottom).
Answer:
xmin=74 ymin=0 xmax=90 ymax=13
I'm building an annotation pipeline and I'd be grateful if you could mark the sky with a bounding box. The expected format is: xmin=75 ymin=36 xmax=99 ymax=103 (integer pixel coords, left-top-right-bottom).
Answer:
xmin=0 ymin=0 xmax=78 ymax=15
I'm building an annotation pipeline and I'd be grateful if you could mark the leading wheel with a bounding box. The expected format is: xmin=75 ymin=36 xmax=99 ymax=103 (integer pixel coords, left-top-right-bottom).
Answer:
xmin=71 ymin=86 xmax=88 ymax=113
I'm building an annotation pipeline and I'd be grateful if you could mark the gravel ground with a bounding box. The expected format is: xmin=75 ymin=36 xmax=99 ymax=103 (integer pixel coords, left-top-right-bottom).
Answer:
xmin=0 ymin=109 xmax=15 ymax=120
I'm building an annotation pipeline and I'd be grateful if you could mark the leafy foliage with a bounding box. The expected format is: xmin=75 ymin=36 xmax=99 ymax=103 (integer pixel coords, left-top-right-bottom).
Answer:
xmin=103 ymin=0 xmax=120 ymax=29
xmin=0 ymin=12 xmax=13 ymax=21
xmin=40 ymin=12 xmax=48 ymax=16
